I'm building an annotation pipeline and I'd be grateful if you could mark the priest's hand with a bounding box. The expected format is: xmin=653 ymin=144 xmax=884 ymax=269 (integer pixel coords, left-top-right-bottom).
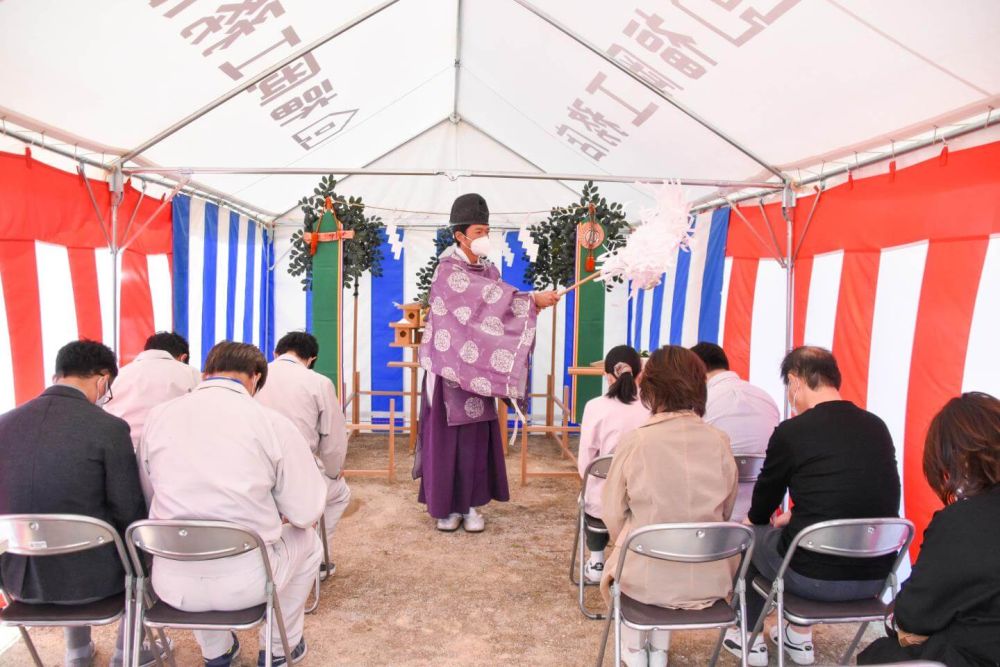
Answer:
xmin=533 ymin=291 xmax=560 ymax=309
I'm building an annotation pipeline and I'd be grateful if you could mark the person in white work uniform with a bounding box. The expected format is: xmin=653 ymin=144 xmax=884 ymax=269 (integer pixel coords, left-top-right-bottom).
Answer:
xmin=105 ymin=332 xmax=201 ymax=449
xmin=255 ymin=331 xmax=350 ymax=576
xmin=690 ymin=342 xmax=780 ymax=521
xmin=139 ymin=342 xmax=326 ymax=667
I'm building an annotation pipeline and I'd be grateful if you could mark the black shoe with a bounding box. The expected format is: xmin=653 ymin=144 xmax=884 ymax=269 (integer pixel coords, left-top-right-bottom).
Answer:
xmin=205 ymin=633 xmax=240 ymax=667
xmin=258 ymin=637 xmax=307 ymax=666
xmin=319 ymin=561 xmax=336 ymax=579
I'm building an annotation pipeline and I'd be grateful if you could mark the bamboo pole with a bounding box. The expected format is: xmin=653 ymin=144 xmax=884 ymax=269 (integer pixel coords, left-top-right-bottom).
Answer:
xmin=388 ymin=400 xmax=396 ymax=482
xmin=557 ymin=270 xmax=601 ymax=295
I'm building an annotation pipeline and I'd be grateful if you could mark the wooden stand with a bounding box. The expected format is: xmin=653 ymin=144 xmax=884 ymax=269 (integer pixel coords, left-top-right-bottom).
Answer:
xmin=499 ymin=385 xmax=581 ymax=486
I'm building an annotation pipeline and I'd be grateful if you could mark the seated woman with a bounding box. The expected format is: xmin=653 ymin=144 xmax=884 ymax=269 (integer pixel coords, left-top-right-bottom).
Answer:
xmin=577 ymin=345 xmax=650 ymax=583
xmin=602 ymin=346 xmax=738 ymax=667
xmin=858 ymin=391 xmax=1000 ymax=667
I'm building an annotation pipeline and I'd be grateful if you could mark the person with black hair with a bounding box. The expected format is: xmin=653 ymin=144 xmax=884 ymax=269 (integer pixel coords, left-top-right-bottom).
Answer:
xmin=106 ymin=331 xmax=200 ymax=449
xmin=576 ymin=345 xmax=650 ymax=583
xmin=723 ymin=346 xmax=901 ymax=666
xmin=416 ymin=193 xmax=560 ymax=533
xmin=140 ymin=341 xmax=326 ymax=667
xmin=690 ymin=341 xmax=779 ymax=520
xmin=257 ymin=331 xmax=350 ymax=574
xmin=0 ymin=340 xmax=162 ymax=666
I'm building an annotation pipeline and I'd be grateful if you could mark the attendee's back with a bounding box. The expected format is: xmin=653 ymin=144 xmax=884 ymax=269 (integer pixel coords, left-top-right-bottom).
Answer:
xmin=602 ymin=346 xmax=738 ymax=610
xmin=0 ymin=340 xmax=145 ymax=604
xmin=691 ymin=341 xmax=779 ymax=458
xmin=106 ymin=331 xmax=201 ymax=449
xmin=749 ymin=347 xmax=900 ymax=580
xmin=139 ymin=341 xmax=325 ymax=666
xmin=141 ymin=348 xmax=321 ymax=543
xmin=858 ymin=392 xmax=1000 ymax=667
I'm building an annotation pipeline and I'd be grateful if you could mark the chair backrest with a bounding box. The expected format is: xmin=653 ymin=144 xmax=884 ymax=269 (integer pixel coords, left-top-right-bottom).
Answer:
xmin=0 ymin=514 xmax=132 ymax=575
xmin=584 ymin=455 xmax=613 ymax=481
xmin=790 ymin=518 xmax=915 ymax=560
xmin=734 ymin=456 xmax=765 ymax=483
xmin=616 ymin=522 xmax=755 ymax=584
xmin=126 ymin=520 xmax=268 ymax=579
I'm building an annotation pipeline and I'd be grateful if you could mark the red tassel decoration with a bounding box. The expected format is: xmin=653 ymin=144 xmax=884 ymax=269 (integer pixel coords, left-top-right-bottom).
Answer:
xmin=847 ymin=171 xmax=854 ymax=190
xmin=888 ymin=160 xmax=896 ymax=182
xmin=939 ymin=145 xmax=949 ymax=166
xmin=585 ymin=253 xmax=595 ymax=273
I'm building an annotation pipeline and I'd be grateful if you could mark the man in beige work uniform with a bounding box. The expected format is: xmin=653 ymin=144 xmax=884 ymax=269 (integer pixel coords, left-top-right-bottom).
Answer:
xmin=255 ymin=331 xmax=350 ymax=575
xmin=139 ymin=342 xmax=326 ymax=667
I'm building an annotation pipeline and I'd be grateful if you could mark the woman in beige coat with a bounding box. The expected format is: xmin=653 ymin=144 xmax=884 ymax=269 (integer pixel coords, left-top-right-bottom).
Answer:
xmin=601 ymin=345 xmax=739 ymax=667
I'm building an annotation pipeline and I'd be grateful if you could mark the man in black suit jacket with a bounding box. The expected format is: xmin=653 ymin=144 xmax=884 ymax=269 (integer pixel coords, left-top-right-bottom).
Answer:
xmin=0 ymin=340 xmax=148 ymax=666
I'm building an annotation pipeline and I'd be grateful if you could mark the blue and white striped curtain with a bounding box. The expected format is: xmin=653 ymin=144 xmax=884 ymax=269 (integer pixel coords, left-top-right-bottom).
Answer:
xmin=172 ymin=194 xmax=275 ymax=369
xmin=628 ymin=207 xmax=730 ymax=350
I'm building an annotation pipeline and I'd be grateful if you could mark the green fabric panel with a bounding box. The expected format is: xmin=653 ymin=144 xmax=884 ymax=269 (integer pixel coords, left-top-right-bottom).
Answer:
xmin=312 ymin=209 xmax=342 ymax=398
xmin=574 ymin=225 xmax=606 ymax=422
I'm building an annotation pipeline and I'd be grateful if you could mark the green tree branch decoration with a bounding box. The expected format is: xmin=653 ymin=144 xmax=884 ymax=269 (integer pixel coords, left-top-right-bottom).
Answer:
xmin=524 ymin=181 xmax=628 ymax=290
xmin=287 ymin=174 xmax=385 ymax=295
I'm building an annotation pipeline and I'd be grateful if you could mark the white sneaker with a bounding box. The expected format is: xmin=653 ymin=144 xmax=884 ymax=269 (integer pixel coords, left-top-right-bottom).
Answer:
xmin=462 ymin=507 xmax=485 ymax=532
xmin=436 ymin=513 xmax=462 ymax=531
xmin=648 ymin=648 xmax=668 ymax=667
xmin=723 ymin=628 xmax=768 ymax=667
xmin=584 ymin=560 xmax=604 ymax=584
xmin=620 ymin=648 xmax=648 ymax=667
xmin=770 ymin=623 xmax=815 ymax=665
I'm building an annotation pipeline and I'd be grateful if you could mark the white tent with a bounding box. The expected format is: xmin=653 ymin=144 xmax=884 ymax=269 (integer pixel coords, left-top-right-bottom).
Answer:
xmin=2 ymin=0 xmax=999 ymax=560
xmin=3 ymin=0 xmax=997 ymax=216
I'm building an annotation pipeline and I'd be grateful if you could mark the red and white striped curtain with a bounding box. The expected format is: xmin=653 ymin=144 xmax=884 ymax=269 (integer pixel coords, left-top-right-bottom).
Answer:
xmin=0 ymin=151 xmax=173 ymax=413
xmin=720 ymin=139 xmax=1000 ymax=559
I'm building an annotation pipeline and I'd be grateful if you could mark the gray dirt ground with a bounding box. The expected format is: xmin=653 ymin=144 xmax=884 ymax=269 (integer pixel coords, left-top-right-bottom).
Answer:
xmin=1 ymin=434 xmax=884 ymax=666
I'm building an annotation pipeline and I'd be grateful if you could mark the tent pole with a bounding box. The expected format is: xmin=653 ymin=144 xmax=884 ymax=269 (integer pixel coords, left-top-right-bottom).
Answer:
xmin=781 ymin=184 xmax=796 ymax=419
xmin=121 ymin=165 xmax=782 ymax=190
xmin=116 ymin=0 xmax=402 ymax=166
xmin=508 ymin=0 xmax=785 ymax=181
xmin=110 ymin=166 xmax=124 ymax=356
xmin=451 ymin=0 xmax=463 ymax=122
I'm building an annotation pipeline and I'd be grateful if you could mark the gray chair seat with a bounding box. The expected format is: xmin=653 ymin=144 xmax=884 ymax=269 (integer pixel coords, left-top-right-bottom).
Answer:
xmin=752 ymin=576 xmax=888 ymax=621
xmin=0 ymin=593 xmax=125 ymax=625
xmin=144 ymin=599 xmax=266 ymax=628
xmin=621 ymin=594 xmax=736 ymax=628
xmin=584 ymin=514 xmax=607 ymax=533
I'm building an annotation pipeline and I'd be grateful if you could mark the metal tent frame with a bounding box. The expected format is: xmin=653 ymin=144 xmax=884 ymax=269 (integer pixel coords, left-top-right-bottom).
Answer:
xmin=2 ymin=0 xmax=997 ymax=396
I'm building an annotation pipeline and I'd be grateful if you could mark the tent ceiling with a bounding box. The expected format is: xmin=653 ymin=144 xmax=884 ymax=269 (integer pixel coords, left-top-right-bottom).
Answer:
xmin=1 ymin=0 xmax=997 ymax=217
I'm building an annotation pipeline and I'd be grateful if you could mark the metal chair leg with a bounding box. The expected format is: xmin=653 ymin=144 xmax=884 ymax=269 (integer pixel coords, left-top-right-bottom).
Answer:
xmin=776 ymin=584 xmax=786 ymax=667
xmin=840 ymin=622 xmax=869 ymax=664
xmin=613 ymin=592 xmax=622 ymax=667
xmin=569 ymin=511 xmax=581 ymax=585
xmin=17 ymin=627 xmax=43 ymax=667
xmin=269 ymin=585 xmax=293 ymax=662
xmin=317 ymin=517 xmax=331 ymax=582
xmin=305 ymin=571 xmax=321 ymax=615
xmin=154 ymin=628 xmax=174 ymax=667
xmin=708 ymin=627 xmax=729 ymax=667
xmin=594 ymin=609 xmax=614 ymax=667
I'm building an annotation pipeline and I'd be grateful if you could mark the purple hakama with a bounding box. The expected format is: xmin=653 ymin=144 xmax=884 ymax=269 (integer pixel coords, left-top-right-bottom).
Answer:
xmin=416 ymin=378 xmax=509 ymax=518
xmin=413 ymin=248 xmax=538 ymax=519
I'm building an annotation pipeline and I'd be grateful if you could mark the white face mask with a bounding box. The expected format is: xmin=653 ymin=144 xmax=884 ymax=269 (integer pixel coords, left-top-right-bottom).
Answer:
xmin=468 ymin=236 xmax=492 ymax=258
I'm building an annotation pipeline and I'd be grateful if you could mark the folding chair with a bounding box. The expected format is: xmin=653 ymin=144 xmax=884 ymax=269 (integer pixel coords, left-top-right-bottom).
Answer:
xmin=747 ymin=518 xmax=915 ymax=667
xmin=595 ymin=522 xmax=755 ymax=667
xmin=0 ymin=514 xmax=142 ymax=667
xmin=126 ymin=519 xmax=292 ymax=667
xmin=305 ymin=515 xmax=331 ymax=615
xmin=569 ymin=455 xmax=614 ymax=620
xmin=732 ymin=456 xmax=766 ymax=523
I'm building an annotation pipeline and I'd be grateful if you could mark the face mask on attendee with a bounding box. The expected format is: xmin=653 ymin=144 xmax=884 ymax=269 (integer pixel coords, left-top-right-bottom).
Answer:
xmin=459 ymin=232 xmax=491 ymax=258
xmin=786 ymin=379 xmax=800 ymax=416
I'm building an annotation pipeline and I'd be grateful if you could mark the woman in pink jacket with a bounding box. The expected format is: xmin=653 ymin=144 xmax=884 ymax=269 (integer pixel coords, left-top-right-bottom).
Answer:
xmin=577 ymin=345 xmax=650 ymax=584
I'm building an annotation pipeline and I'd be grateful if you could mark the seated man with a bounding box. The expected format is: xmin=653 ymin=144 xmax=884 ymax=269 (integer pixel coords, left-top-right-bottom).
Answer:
xmin=256 ymin=331 xmax=350 ymax=575
xmin=105 ymin=331 xmax=201 ymax=449
xmin=0 ymin=340 xmax=155 ymax=667
xmin=724 ymin=346 xmax=901 ymax=666
xmin=690 ymin=341 xmax=780 ymax=520
xmin=139 ymin=342 xmax=326 ymax=667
